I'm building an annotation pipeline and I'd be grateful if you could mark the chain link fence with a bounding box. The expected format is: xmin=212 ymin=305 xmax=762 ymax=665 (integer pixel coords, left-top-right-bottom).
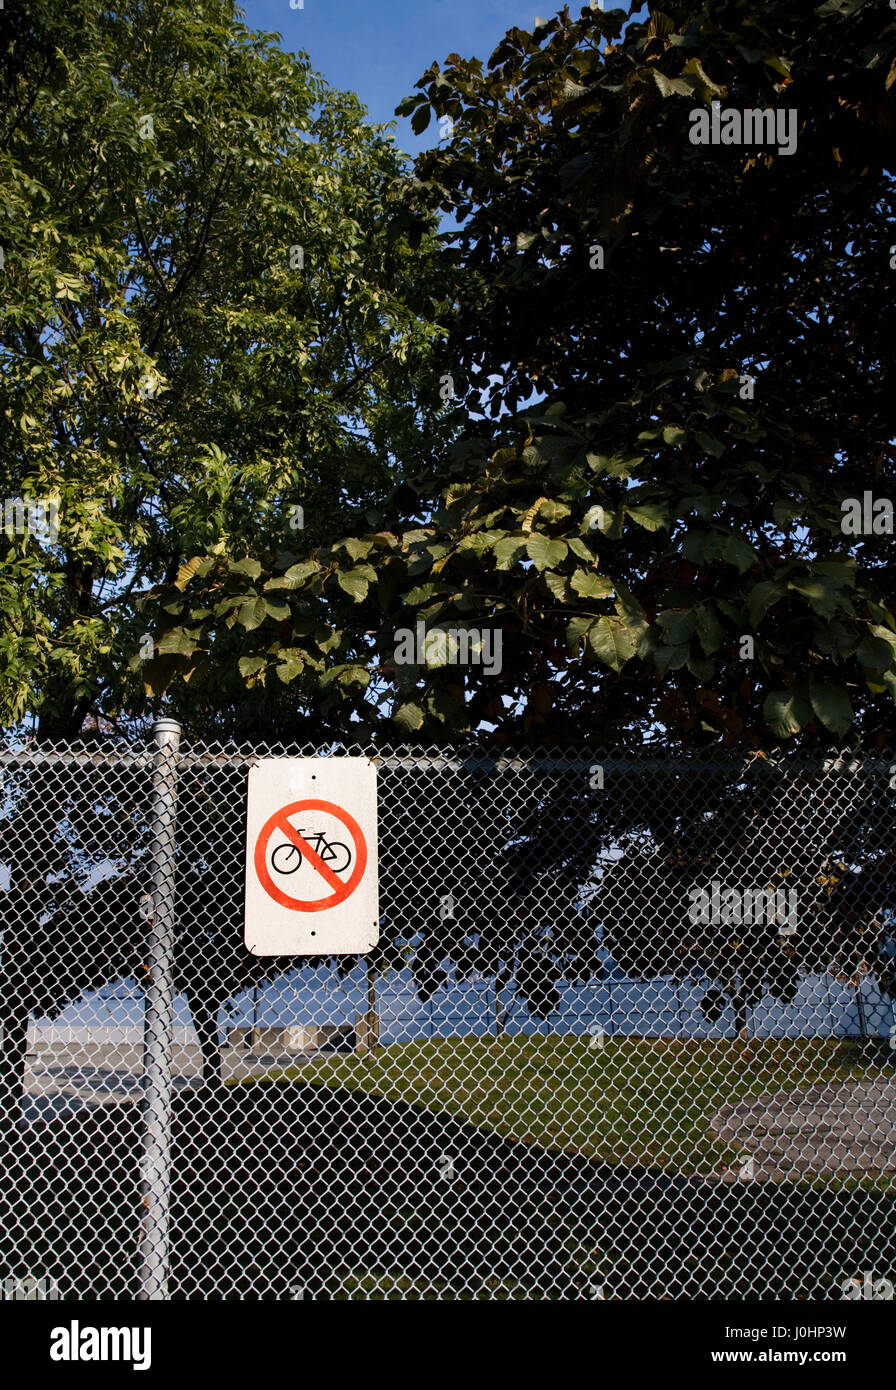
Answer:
xmin=2 ymin=732 xmax=896 ymax=1300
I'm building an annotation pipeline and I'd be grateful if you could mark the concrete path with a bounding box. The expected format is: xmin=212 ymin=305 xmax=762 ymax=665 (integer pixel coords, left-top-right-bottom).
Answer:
xmin=19 ymin=1041 xmax=318 ymax=1125
xmin=711 ymin=1079 xmax=896 ymax=1179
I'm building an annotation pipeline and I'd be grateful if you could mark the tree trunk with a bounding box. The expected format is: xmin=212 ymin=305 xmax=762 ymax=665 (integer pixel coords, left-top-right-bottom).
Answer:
xmin=190 ymin=996 xmax=222 ymax=1086
xmin=732 ymin=992 xmax=749 ymax=1042
xmin=367 ymin=959 xmax=378 ymax=1052
xmin=854 ymin=983 xmax=868 ymax=1038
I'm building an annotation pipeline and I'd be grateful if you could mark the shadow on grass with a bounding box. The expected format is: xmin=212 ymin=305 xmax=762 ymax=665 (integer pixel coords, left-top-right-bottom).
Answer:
xmin=2 ymin=1082 xmax=895 ymax=1299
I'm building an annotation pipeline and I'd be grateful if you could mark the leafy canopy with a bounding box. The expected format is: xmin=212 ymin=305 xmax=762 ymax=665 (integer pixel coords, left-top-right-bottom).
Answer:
xmin=0 ymin=0 xmax=449 ymax=742
xmin=181 ymin=0 xmax=896 ymax=749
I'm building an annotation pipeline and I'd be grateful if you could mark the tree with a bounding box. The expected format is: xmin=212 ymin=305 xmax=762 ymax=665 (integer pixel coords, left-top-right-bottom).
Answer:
xmin=0 ymin=0 xmax=450 ymax=1103
xmin=397 ymin=750 xmax=896 ymax=1043
xmin=189 ymin=0 xmax=896 ymax=749
xmin=150 ymin=0 xmax=896 ymax=1029
xmin=7 ymin=0 xmax=896 ymax=1080
xmin=0 ymin=0 xmax=449 ymax=743
xmin=594 ymin=755 xmax=896 ymax=1039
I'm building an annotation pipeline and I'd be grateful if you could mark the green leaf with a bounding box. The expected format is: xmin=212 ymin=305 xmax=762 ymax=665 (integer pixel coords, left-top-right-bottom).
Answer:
xmin=809 ymin=677 xmax=854 ymax=735
xmin=238 ymin=656 xmax=267 ymax=678
xmin=140 ymin=656 xmax=183 ymax=697
xmin=230 ymin=557 xmax=262 ymax=579
xmin=395 ymin=93 xmax=423 ymax=117
xmin=614 ymin=583 xmax=649 ymax=633
xmin=337 ymin=569 xmax=370 ymax=602
xmin=582 ymin=504 xmax=614 ymax=535
xmin=561 ymin=78 xmax=589 ymax=100
xmin=654 ymin=643 xmax=690 ymax=675
xmin=157 ymin=627 xmax=199 ymax=656
xmin=571 ymin=569 xmax=613 ymax=599
xmin=603 ymin=454 xmax=644 ymax=478
xmin=857 ymin=634 xmax=894 ymax=673
xmin=657 ymin=610 xmax=696 ymax=645
xmin=722 ymin=535 xmax=756 ymax=572
xmin=457 ymin=533 xmax=492 ymax=555
xmin=344 ymin=538 xmax=374 ymax=561
xmin=237 ymin=596 xmax=269 ymax=631
xmin=538 ymin=499 xmax=572 ymax=522
xmin=694 ymin=431 xmax=725 ymax=458
xmin=275 ymin=650 xmax=305 ymax=683
xmin=695 ymin=604 xmax=724 ymax=655
xmin=682 ymin=530 xmax=711 ymax=564
xmin=686 ymin=653 xmax=715 ymax=682
xmin=681 ymin=57 xmax=723 ymax=94
xmin=406 ymin=583 xmax=440 ymax=604
xmin=566 ymin=615 xmax=595 ymax=650
xmin=662 ymin=425 xmax=686 ymax=446
xmin=773 ymin=501 xmax=803 ymax=528
xmin=747 ymin=580 xmax=781 ymax=627
xmin=544 ymin=571 xmax=570 ymax=601
xmin=788 ymin=578 xmax=839 ymax=618
xmin=814 ymin=559 xmax=856 ymax=581
xmin=338 ymin=664 xmax=370 ymax=688
xmin=392 ymin=701 xmax=425 ymax=732
xmin=322 ymin=662 xmax=371 ymax=689
xmin=762 ymin=54 xmax=792 ymax=77
xmin=868 ymin=603 xmax=896 ymax=633
xmin=526 ymin=534 xmax=568 ymax=571
xmin=652 ymin=72 xmax=694 ymax=98
xmin=587 ymin=616 xmax=638 ymax=671
xmin=764 ymin=688 xmax=809 ymax=738
xmin=494 ymin=536 xmax=527 ymax=569
xmin=265 ymin=561 xmax=319 ymax=592
xmin=411 ymin=105 xmax=431 ymax=135
xmin=625 ymin=502 xmax=668 ymax=532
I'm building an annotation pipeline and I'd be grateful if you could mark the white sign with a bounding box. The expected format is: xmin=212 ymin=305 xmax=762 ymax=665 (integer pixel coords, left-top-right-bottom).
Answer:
xmin=244 ymin=758 xmax=378 ymax=956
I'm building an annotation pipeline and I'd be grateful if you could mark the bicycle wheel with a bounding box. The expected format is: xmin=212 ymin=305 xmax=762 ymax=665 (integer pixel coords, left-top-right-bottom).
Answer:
xmin=271 ymin=842 xmax=302 ymax=875
xmin=322 ymin=840 xmax=351 ymax=874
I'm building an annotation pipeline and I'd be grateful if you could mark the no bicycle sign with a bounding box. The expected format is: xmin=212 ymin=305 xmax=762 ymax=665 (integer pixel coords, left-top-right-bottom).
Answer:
xmin=244 ymin=758 xmax=379 ymax=956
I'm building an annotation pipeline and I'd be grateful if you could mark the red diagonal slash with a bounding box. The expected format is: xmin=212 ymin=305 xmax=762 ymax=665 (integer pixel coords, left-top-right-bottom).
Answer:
xmin=276 ymin=816 xmax=344 ymax=893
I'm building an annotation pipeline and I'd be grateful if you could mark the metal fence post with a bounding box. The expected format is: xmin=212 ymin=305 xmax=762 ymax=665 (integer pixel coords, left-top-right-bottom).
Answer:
xmin=137 ymin=718 xmax=182 ymax=1300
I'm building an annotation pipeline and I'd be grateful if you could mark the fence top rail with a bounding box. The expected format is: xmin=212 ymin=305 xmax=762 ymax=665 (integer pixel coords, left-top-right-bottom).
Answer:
xmin=0 ymin=740 xmax=892 ymax=775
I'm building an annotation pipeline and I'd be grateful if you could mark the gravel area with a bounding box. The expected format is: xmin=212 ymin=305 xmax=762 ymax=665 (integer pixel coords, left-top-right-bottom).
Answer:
xmin=711 ymin=1079 xmax=896 ymax=1179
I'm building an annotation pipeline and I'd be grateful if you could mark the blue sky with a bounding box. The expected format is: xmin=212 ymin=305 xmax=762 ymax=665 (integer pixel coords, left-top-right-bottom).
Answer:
xmin=238 ymin=1 xmax=620 ymax=156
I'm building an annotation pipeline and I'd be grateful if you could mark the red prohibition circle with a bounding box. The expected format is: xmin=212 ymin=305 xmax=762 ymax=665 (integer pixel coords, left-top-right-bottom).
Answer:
xmin=254 ymin=799 xmax=367 ymax=912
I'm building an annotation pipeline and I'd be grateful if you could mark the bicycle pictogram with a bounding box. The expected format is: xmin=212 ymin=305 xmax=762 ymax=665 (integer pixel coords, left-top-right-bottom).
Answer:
xmin=271 ymin=830 xmax=352 ymax=877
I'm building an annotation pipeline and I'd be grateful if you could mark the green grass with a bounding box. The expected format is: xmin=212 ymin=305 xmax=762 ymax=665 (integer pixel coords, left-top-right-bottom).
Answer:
xmin=260 ymin=1034 xmax=885 ymax=1176
xmin=7 ymin=1036 xmax=891 ymax=1299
